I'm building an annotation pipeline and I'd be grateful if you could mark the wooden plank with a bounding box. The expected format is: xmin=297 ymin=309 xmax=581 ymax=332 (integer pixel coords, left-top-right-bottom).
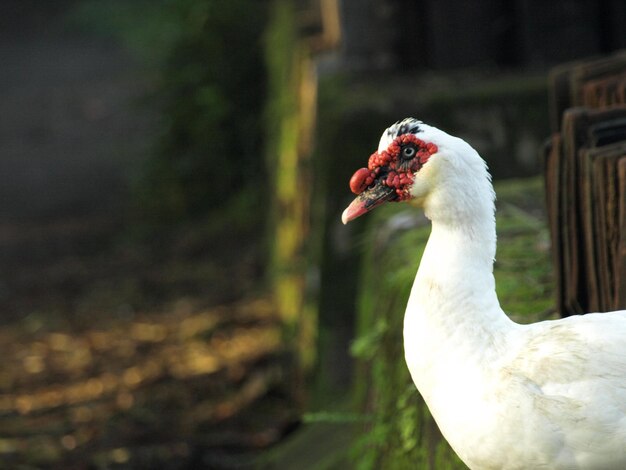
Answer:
xmin=579 ymin=146 xmax=601 ymax=311
xmin=543 ymin=135 xmax=564 ymax=314
xmin=560 ymin=108 xmax=590 ymax=314
xmin=616 ymin=157 xmax=626 ymax=309
xmin=569 ymin=51 xmax=626 ymax=106
xmin=587 ymin=146 xmax=626 ymax=310
xmin=593 ymin=156 xmax=612 ymax=309
xmin=558 ymin=107 xmax=626 ymax=315
xmin=547 ymin=52 xmax=626 ymax=316
xmin=582 ymin=73 xmax=626 ymax=108
xmin=547 ymin=51 xmax=626 ymax=130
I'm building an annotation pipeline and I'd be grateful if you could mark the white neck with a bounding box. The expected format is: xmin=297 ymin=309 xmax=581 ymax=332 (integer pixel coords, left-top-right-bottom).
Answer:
xmin=403 ymin=149 xmax=516 ymax=406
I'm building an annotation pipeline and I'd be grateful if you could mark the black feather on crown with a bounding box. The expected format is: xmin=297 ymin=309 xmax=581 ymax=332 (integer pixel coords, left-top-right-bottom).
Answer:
xmin=386 ymin=117 xmax=423 ymax=139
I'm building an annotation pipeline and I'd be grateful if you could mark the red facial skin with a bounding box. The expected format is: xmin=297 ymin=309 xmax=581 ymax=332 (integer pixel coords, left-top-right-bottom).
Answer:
xmin=349 ymin=134 xmax=438 ymax=201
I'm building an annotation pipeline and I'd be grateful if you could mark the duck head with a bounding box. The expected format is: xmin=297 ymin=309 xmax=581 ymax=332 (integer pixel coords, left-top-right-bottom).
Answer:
xmin=342 ymin=118 xmax=439 ymax=224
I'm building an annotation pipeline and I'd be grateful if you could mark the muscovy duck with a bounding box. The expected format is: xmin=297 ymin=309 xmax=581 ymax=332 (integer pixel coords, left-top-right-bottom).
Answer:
xmin=342 ymin=118 xmax=626 ymax=469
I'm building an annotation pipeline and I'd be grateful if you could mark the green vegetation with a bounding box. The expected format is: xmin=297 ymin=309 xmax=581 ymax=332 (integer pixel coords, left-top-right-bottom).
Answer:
xmin=138 ymin=0 xmax=268 ymax=224
xmin=69 ymin=0 xmax=269 ymax=226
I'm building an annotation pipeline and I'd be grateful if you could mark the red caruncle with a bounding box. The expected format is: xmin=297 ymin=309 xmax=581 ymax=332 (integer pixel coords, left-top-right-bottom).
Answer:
xmin=348 ymin=132 xmax=438 ymax=201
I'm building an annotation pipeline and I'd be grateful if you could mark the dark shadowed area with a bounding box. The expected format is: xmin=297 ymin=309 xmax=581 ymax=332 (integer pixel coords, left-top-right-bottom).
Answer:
xmin=0 ymin=1 xmax=291 ymax=468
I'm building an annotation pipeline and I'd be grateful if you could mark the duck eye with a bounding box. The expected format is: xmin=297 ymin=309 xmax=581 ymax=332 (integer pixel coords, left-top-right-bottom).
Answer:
xmin=401 ymin=145 xmax=416 ymax=159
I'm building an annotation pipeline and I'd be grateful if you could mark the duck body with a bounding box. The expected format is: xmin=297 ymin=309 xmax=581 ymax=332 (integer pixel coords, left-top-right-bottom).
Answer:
xmin=343 ymin=119 xmax=626 ymax=469
xmin=405 ymin=224 xmax=626 ymax=469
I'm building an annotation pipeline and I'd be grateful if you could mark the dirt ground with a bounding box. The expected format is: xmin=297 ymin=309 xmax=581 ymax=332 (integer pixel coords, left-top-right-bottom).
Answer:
xmin=0 ymin=3 xmax=295 ymax=468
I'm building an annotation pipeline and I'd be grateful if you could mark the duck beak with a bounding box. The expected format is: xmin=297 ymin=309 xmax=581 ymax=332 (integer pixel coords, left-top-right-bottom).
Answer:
xmin=341 ymin=180 xmax=396 ymax=224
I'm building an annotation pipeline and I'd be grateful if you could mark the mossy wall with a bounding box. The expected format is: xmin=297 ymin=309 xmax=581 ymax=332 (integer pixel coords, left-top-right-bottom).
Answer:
xmin=264 ymin=0 xmax=318 ymax=379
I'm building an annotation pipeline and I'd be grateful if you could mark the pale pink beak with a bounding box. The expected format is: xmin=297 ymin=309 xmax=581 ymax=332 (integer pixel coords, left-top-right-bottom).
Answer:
xmin=341 ymin=183 xmax=396 ymax=224
xmin=341 ymin=197 xmax=369 ymax=224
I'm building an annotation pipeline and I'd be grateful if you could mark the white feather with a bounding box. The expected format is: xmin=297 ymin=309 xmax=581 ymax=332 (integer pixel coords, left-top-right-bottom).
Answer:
xmin=384 ymin=121 xmax=626 ymax=469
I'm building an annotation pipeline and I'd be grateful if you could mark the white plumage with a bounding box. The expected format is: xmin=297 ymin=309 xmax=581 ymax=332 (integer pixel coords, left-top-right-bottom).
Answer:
xmin=343 ymin=119 xmax=626 ymax=469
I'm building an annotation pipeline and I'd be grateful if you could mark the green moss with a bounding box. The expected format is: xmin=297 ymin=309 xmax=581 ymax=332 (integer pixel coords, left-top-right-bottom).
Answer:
xmin=263 ymin=0 xmax=320 ymax=378
xmin=352 ymin=177 xmax=554 ymax=468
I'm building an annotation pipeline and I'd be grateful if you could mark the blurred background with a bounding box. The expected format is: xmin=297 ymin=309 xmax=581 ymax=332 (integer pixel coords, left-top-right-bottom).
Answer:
xmin=0 ymin=0 xmax=624 ymax=468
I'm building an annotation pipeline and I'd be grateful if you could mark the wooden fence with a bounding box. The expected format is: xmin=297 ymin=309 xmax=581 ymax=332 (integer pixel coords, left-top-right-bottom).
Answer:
xmin=545 ymin=51 xmax=626 ymax=316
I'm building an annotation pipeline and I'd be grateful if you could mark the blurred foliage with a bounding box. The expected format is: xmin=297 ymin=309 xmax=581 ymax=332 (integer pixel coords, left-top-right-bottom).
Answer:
xmin=141 ymin=0 xmax=268 ymax=224
xmin=68 ymin=0 xmax=269 ymax=226
xmin=66 ymin=0 xmax=186 ymax=65
xmin=351 ymin=177 xmax=553 ymax=469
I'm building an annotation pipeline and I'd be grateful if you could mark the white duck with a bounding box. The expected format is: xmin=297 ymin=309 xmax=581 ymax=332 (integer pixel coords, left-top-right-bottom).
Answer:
xmin=342 ymin=118 xmax=626 ymax=469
